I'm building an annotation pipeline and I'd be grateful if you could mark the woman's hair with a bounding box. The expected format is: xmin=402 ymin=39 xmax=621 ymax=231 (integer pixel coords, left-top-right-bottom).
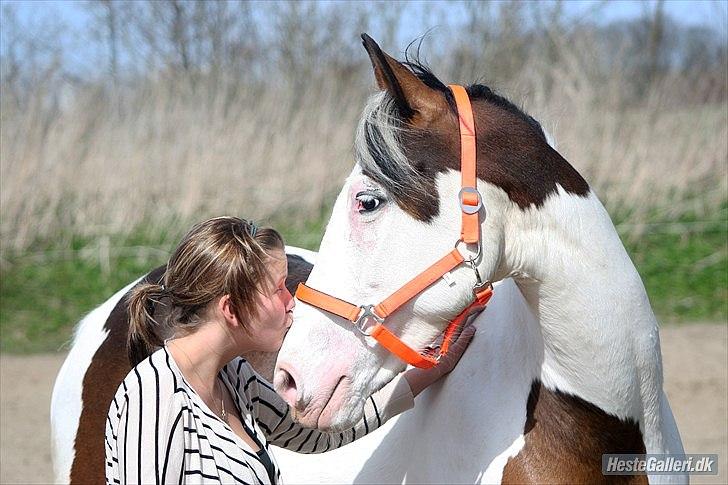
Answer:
xmin=127 ymin=216 xmax=285 ymax=366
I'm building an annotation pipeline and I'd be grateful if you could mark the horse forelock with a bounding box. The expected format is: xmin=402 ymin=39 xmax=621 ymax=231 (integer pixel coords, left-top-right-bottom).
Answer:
xmin=354 ymin=92 xmax=442 ymax=221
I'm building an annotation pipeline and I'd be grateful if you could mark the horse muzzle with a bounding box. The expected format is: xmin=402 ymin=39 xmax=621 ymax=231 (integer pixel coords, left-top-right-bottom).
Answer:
xmin=274 ymin=361 xmax=352 ymax=430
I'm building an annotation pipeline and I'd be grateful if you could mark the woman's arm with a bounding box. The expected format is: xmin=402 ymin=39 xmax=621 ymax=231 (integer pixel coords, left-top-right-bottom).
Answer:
xmin=246 ymin=325 xmax=477 ymax=454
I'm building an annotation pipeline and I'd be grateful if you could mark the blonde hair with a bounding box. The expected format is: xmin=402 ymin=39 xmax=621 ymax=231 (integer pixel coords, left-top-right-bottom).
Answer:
xmin=127 ymin=216 xmax=284 ymax=366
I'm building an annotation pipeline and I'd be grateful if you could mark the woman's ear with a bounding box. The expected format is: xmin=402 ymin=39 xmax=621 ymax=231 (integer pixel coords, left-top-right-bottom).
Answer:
xmin=218 ymin=295 xmax=241 ymax=327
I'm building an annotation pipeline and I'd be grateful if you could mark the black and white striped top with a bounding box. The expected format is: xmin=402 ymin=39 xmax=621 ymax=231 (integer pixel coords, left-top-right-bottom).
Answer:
xmin=105 ymin=346 xmax=414 ymax=484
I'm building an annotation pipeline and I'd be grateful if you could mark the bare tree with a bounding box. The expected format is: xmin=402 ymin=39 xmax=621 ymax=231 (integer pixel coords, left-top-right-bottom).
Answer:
xmin=647 ymin=0 xmax=666 ymax=84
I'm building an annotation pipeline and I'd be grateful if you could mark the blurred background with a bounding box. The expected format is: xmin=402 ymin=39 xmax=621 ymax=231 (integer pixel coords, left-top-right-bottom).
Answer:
xmin=0 ymin=0 xmax=726 ymax=352
xmin=0 ymin=1 xmax=726 ymax=483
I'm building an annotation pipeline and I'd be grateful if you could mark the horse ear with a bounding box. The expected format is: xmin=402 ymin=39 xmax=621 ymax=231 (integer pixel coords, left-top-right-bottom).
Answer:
xmin=361 ymin=33 xmax=447 ymax=122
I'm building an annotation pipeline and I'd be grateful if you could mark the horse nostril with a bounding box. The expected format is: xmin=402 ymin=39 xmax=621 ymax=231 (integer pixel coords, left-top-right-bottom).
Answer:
xmin=274 ymin=366 xmax=299 ymax=408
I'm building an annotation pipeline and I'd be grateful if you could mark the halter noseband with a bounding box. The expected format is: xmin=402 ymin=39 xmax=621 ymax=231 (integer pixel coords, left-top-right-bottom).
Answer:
xmin=295 ymin=85 xmax=493 ymax=369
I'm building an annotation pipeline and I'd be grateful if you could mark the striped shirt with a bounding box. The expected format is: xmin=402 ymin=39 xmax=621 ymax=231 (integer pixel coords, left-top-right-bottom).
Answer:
xmin=105 ymin=346 xmax=414 ymax=484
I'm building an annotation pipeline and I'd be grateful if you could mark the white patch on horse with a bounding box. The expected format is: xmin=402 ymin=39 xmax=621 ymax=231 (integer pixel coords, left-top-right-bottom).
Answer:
xmin=283 ymin=245 xmax=317 ymax=265
xmin=495 ymin=185 xmax=685 ymax=468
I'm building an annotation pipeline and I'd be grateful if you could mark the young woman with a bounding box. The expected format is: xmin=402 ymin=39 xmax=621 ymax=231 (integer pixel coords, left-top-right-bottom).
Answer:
xmin=105 ymin=216 xmax=476 ymax=484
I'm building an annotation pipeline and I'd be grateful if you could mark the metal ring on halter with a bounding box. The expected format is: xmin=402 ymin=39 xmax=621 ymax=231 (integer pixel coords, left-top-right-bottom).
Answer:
xmin=454 ymin=239 xmax=486 ymax=291
xmin=454 ymin=238 xmax=482 ymax=265
xmin=354 ymin=305 xmax=384 ymax=336
xmin=473 ymin=278 xmax=493 ymax=293
xmin=458 ymin=187 xmax=483 ymax=214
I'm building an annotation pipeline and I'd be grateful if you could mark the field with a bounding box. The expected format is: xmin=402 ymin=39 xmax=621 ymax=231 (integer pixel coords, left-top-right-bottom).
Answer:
xmin=1 ymin=89 xmax=725 ymax=352
xmin=1 ymin=208 xmax=726 ymax=353
xmin=1 ymin=2 xmax=726 ymax=352
xmin=2 ymin=324 xmax=726 ymax=483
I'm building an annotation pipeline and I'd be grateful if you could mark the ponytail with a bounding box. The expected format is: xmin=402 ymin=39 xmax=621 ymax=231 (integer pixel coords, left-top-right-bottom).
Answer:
xmin=127 ymin=282 xmax=166 ymax=366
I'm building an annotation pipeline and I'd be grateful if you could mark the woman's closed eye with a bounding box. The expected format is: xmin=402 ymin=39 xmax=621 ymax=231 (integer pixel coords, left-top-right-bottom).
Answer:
xmin=275 ymin=279 xmax=288 ymax=294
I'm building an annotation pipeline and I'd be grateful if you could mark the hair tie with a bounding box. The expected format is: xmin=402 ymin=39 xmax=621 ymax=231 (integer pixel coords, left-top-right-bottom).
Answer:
xmin=248 ymin=221 xmax=258 ymax=238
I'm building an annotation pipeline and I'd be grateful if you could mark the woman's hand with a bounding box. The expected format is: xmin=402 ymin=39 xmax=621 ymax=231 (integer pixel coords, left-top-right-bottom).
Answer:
xmin=403 ymin=325 xmax=477 ymax=397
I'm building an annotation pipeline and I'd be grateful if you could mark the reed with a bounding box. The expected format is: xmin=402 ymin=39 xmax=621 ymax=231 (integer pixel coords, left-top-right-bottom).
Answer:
xmin=2 ymin=71 xmax=724 ymax=254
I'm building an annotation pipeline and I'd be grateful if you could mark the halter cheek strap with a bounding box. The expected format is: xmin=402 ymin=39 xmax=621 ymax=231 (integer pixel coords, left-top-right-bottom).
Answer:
xmin=295 ymin=85 xmax=492 ymax=369
xmin=453 ymin=84 xmax=481 ymax=244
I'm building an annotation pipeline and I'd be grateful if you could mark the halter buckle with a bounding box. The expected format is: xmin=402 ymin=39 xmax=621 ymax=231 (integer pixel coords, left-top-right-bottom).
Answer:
xmin=354 ymin=305 xmax=384 ymax=336
xmin=473 ymin=279 xmax=493 ymax=295
xmin=458 ymin=187 xmax=482 ymax=214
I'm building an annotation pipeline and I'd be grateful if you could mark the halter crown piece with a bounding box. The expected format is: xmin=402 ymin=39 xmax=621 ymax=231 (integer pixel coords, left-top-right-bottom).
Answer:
xmin=295 ymin=85 xmax=493 ymax=369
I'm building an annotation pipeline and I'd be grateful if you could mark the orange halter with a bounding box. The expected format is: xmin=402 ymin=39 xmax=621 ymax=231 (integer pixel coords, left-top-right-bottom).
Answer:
xmin=295 ymin=85 xmax=493 ymax=369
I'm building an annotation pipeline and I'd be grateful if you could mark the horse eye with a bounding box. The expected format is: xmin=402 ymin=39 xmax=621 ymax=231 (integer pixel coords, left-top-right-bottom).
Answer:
xmin=355 ymin=192 xmax=383 ymax=214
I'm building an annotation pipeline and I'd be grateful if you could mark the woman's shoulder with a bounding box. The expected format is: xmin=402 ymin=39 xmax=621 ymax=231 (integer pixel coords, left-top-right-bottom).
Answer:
xmin=112 ymin=347 xmax=184 ymax=408
xmin=221 ymin=356 xmax=278 ymax=399
xmin=222 ymin=356 xmax=255 ymax=382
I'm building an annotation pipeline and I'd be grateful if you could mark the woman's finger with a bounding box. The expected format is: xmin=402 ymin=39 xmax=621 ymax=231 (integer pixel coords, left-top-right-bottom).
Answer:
xmin=438 ymin=325 xmax=477 ymax=373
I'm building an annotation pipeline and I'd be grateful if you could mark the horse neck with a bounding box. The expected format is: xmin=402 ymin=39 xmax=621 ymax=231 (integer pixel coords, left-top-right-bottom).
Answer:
xmin=498 ymin=186 xmax=664 ymax=429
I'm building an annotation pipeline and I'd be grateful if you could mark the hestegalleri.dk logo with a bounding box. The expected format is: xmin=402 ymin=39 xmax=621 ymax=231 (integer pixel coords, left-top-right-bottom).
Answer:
xmin=602 ymin=454 xmax=718 ymax=475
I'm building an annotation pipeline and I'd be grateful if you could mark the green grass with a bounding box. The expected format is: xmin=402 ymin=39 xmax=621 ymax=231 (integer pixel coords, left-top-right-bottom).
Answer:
xmin=0 ymin=252 xmax=167 ymax=353
xmin=618 ymin=206 xmax=728 ymax=322
xmin=0 ymin=217 xmax=328 ymax=353
xmin=1 ymin=208 xmax=725 ymax=353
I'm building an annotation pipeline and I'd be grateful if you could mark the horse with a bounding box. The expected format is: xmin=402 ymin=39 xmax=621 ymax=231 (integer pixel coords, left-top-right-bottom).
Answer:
xmin=271 ymin=34 xmax=686 ymax=484
xmin=50 ymin=34 xmax=686 ymax=484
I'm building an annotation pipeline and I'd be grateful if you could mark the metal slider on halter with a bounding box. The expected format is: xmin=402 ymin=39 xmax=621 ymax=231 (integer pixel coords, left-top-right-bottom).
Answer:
xmin=354 ymin=304 xmax=384 ymax=336
xmin=456 ymin=185 xmax=492 ymax=295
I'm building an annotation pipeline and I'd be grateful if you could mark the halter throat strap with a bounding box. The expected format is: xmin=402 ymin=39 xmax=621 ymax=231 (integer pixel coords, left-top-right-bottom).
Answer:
xmin=295 ymin=84 xmax=491 ymax=369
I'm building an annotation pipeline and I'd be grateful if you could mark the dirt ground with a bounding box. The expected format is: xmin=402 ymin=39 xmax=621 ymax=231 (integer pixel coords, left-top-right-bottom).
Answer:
xmin=1 ymin=323 xmax=726 ymax=484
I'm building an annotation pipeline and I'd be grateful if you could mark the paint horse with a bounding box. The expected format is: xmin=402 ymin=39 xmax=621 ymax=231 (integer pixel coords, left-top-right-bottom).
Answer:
xmin=272 ymin=35 xmax=686 ymax=483
xmin=50 ymin=34 xmax=685 ymax=484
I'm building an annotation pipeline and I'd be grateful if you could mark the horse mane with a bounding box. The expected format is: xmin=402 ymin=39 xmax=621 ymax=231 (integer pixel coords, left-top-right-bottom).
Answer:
xmin=402 ymin=41 xmax=547 ymax=142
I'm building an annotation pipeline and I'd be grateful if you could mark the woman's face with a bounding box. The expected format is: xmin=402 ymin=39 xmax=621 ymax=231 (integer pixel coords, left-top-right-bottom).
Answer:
xmin=249 ymin=250 xmax=295 ymax=353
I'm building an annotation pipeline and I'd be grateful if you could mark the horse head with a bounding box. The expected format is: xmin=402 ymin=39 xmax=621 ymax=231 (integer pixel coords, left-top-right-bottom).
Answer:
xmin=274 ymin=34 xmax=588 ymax=430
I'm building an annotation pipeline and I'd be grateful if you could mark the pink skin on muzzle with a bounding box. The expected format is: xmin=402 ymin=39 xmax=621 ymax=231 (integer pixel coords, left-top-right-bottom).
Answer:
xmin=274 ymin=359 xmax=353 ymax=429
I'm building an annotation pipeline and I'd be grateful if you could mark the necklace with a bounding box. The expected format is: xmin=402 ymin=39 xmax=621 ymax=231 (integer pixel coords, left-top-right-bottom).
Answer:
xmin=220 ymin=382 xmax=228 ymax=423
xmin=170 ymin=340 xmax=228 ymax=423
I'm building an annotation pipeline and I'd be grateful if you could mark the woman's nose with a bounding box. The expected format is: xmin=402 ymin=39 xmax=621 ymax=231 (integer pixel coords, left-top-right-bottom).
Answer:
xmin=285 ymin=288 xmax=295 ymax=312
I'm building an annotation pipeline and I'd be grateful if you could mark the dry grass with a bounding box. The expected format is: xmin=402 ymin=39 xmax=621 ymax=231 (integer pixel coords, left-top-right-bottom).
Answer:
xmin=1 ymin=58 xmax=726 ymax=254
xmin=0 ymin=76 xmax=366 ymax=251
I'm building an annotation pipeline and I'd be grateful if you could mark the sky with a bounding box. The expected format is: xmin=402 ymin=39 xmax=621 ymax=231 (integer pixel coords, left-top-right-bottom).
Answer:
xmin=7 ymin=0 xmax=728 ymax=31
xmin=564 ymin=0 xmax=726 ymax=26
xmin=3 ymin=0 xmax=727 ymax=76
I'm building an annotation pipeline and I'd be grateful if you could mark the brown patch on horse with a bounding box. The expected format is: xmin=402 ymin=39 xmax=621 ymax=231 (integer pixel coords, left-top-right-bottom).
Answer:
xmin=69 ymin=265 xmax=166 ymax=484
xmin=359 ymin=35 xmax=589 ymax=221
xmin=284 ymin=254 xmax=313 ymax=295
xmin=400 ymin=97 xmax=589 ymax=213
xmin=502 ymin=381 xmax=647 ymax=484
xmin=68 ymin=255 xmax=313 ymax=483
